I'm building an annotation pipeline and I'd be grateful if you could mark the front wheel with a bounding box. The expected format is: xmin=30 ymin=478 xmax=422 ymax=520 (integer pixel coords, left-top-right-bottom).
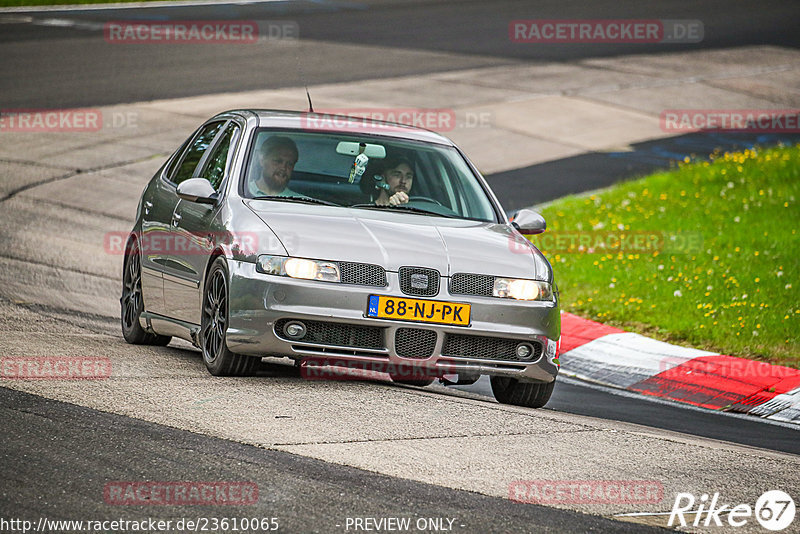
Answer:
xmin=490 ymin=376 xmax=554 ymax=408
xmin=121 ymin=240 xmax=171 ymax=346
xmin=201 ymin=257 xmax=259 ymax=376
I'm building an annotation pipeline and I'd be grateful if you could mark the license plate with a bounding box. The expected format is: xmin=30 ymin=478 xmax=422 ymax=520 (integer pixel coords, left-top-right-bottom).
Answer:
xmin=366 ymin=295 xmax=470 ymax=326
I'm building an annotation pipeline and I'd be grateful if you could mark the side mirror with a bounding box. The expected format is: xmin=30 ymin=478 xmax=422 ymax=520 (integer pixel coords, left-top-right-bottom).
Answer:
xmin=176 ymin=178 xmax=217 ymax=205
xmin=511 ymin=209 xmax=546 ymax=235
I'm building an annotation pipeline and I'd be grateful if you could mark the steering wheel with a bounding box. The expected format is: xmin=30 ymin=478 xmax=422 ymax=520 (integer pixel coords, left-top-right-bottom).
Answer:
xmin=407 ymin=195 xmax=444 ymax=207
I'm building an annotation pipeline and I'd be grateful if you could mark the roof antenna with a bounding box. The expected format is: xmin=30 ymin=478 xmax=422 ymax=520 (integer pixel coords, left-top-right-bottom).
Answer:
xmin=305 ymin=86 xmax=314 ymax=113
xmin=295 ymin=44 xmax=313 ymax=113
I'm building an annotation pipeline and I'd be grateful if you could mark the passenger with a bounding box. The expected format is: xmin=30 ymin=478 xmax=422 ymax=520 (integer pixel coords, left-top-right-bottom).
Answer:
xmin=250 ymin=136 xmax=300 ymax=196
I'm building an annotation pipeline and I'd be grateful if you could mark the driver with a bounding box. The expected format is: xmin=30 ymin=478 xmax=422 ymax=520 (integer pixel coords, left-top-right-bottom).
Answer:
xmin=250 ymin=136 xmax=300 ymax=197
xmin=373 ymin=155 xmax=414 ymax=206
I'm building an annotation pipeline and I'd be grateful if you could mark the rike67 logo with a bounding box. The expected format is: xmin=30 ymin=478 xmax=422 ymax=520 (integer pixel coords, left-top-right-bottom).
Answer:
xmin=669 ymin=490 xmax=795 ymax=530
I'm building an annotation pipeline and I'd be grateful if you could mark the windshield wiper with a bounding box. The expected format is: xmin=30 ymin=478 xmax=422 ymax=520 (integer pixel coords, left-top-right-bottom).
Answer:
xmin=350 ymin=204 xmax=456 ymax=218
xmin=251 ymin=195 xmax=340 ymax=207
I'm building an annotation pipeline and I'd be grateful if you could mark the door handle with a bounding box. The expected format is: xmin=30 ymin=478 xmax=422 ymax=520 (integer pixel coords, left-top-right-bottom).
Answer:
xmin=171 ymin=212 xmax=182 ymax=226
xmin=144 ymin=201 xmax=153 ymax=215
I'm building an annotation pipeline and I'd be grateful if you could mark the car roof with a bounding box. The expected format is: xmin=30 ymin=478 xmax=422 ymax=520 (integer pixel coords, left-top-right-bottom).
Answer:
xmin=218 ymin=109 xmax=456 ymax=146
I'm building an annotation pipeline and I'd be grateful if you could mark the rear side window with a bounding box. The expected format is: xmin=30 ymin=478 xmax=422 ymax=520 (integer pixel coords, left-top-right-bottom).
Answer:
xmin=164 ymin=138 xmax=191 ymax=181
xmin=171 ymin=121 xmax=225 ymax=185
xmin=201 ymin=123 xmax=240 ymax=191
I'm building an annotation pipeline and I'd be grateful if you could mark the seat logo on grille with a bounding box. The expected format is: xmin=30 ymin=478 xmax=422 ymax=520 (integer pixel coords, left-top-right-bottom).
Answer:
xmin=410 ymin=273 xmax=429 ymax=289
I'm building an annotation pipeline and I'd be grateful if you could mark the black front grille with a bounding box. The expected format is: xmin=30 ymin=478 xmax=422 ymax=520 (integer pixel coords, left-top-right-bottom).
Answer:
xmin=399 ymin=267 xmax=440 ymax=297
xmin=339 ymin=262 xmax=387 ymax=287
xmin=395 ymin=328 xmax=437 ymax=359
xmin=442 ymin=334 xmax=542 ymax=362
xmin=275 ymin=319 xmax=384 ymax=349
xmin=450 ymin=273 xmax=494 ymax=297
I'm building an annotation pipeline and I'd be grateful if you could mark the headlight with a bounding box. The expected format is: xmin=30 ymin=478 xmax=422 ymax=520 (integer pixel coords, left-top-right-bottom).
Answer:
xmin=493 ymin=278 xmax=554 ymax=301
xmin=256 ymin=255 xmax=341 ymax=283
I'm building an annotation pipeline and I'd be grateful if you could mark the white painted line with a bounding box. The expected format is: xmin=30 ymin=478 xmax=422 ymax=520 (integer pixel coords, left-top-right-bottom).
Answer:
xmin=443 ymin=372 xmax=800 ymax=429
xmin=0 ymin=14 xmax=33 ymax=22
xmin=34 ymin=17 xmax=104 ymax=30
xmin=560 ymin=332 xmax=716 ymax=389
xmin=613 ymin=511 xmax=674 ymax=517
xmin=751 ymin=386 xmax=800 ymax=423
xmin=0 ymin=0 xmax=283 ymax=13
xmin=557 ymin=376 xmax=800 ymax=430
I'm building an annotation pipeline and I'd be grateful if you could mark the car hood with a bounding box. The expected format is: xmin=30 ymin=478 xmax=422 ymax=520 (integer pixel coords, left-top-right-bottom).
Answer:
xmin=245 ymin=202 xmax=551 ymax=281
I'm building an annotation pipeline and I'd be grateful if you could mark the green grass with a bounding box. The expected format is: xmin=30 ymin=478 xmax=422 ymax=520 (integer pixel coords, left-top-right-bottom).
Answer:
xmin=533 ymin=144 xmax=800 ymax=367
xmin=0 ymin=0 xmax=171 ymax=6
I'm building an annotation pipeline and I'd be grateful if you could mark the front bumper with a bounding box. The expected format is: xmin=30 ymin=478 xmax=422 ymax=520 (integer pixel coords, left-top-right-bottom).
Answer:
xmin=225 ymin=260 xmax=560 ymax=383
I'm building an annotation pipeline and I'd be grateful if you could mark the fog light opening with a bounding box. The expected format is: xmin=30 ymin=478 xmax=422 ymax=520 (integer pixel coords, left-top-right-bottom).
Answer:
xmin=516 ymin=342 xmax=535 ymax=360
xmin=284 ymin=321 xmax=307 ymax=340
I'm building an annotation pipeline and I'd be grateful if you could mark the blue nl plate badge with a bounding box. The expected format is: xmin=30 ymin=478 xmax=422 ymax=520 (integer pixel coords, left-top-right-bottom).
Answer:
xmin=367 ymin=295 xmax=379 ymax=317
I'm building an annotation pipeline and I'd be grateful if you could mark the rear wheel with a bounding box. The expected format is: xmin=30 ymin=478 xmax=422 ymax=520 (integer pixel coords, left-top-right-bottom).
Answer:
xmin=121 ymin=240 xmax=171 ymax=346
xmin=490 ymin=376 xmax=554 ymax=408
xmin=201 ymin=257 xmax=259 ymax=376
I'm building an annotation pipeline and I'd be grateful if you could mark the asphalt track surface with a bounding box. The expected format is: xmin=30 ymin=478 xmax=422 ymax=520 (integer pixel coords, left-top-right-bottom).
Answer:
xmin=1 ymin=1 xmax=799 ymax=532
xmin=455 ymin=377 xmax=800 ymax=456
xmin=0 ymin=386 xmax=671 ymax=534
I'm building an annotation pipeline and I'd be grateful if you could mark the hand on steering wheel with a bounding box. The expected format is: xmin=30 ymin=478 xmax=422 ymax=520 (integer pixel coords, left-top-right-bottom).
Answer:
xmin=387 ymin=191 xmax=409 ymax=206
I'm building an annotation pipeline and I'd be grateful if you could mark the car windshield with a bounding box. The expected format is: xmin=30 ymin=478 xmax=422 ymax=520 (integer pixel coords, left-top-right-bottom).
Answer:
xmin=242 ymin=129 xmax=498 ymax=222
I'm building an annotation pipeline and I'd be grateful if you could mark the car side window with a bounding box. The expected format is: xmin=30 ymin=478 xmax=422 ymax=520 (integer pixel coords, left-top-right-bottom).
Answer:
xmin=164 ymin=138 xmax=191 ymax=181
xmin=171 ymin=121 xmax=225 ymax=185
xmin=201 ymin=123 xmax=240 ymax=191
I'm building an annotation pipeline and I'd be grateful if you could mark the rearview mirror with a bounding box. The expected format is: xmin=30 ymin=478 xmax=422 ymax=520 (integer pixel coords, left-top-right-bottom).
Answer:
xmin=176 ymin=178 xmax=217 ymax=205
xmin=336 ymin=141 xmax=386 ymax=158
xmin=511 ymin=209 xmax=546 ymax=235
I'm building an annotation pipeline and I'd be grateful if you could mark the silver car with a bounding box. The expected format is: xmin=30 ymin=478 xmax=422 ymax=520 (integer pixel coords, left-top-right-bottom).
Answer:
xmin=121 ymin=110 xmax=561 ymax=408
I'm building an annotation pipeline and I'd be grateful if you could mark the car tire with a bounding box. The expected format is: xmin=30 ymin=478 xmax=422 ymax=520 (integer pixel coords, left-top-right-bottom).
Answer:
xmin=490 ymin=376 xmax=554 ymax=408
xmin=201 ymin=257 xmax=259 ymax=376
xmin=121 ymin=240 xmax=172 ymax=346
xmin=390 ymin=375 xmax=436 ymax=387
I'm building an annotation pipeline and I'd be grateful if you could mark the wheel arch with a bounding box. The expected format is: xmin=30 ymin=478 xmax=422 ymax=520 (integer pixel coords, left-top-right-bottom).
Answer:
xmin=200 ymin=246 xmax=230 ymax=298
xmin=122 ymin=231 xmax=141 ymax=295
